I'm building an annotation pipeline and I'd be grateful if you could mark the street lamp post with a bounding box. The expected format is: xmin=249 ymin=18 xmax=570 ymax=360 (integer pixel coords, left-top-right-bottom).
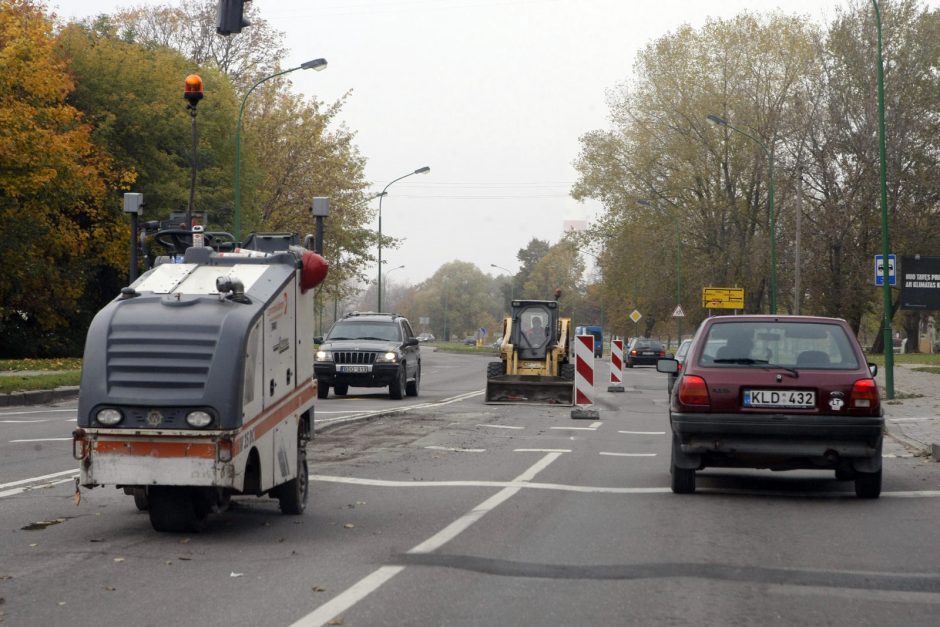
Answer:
xmin=234 ymin=58 xmax=327 ymax=241
xmin=489 ymin=263 xmax=515 ymax=304
xmin=872 ymin=0 xmax=894 ymax=399
xmin=383 ymin=264 xmax=405 ymax=308
xmin=377 ymin=166 xmax=430 ymax=311
xmin=707 ymin=114 xmax=777 ymax=313
xmin=638 ymin=199 xmax=682 ymax=341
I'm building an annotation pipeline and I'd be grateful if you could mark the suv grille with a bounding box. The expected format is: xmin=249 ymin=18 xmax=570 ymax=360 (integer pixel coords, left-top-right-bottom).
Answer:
xmin=333 ymin=351 xmax=378 ymax=365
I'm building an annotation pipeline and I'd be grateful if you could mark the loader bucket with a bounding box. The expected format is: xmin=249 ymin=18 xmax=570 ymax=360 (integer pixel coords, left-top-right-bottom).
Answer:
xmin=485 ymin=375 xmax=574 ymax=406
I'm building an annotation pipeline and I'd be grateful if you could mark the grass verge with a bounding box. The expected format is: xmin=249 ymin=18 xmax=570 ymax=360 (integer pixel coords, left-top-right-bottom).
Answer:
xmin=0 ymin=357 xmax=82 ymax=372
xmin=0 ymin=372 xmax=81 ymax=394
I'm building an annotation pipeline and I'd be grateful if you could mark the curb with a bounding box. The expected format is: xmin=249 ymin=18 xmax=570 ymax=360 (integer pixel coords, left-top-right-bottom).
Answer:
xmin=0 ymin=386 xmax=80 ymax=408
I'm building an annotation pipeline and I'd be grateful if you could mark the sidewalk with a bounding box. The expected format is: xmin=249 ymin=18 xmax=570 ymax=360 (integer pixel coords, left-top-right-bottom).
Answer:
xmin=877 ymin=363 xmax=940 ymax=460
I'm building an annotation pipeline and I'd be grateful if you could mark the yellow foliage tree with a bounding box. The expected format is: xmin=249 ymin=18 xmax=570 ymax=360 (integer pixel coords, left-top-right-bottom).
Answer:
xmin=0 ymin=0 xmax=123 ymax=356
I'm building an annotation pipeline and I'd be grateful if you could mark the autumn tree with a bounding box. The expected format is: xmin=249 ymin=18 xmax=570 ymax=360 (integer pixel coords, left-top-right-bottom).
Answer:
xmin=0 ymin=0 xmax=123 ymax=356
xmin=105 ymin=0 xmax=286 ymax=91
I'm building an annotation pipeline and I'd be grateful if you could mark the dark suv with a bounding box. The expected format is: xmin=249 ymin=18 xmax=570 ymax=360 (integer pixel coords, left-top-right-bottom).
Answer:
xmin=314 ymin=312 xmax=420 ymax=400
xmin=657 ymin=315 xmax=883 ymax=498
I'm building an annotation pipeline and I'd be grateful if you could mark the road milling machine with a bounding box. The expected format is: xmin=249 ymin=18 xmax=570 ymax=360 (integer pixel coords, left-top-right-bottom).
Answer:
xmin=485 ymin=291 xmax=574 ymax=405
xmin=73 ymin=232 xmax=328 ymax=532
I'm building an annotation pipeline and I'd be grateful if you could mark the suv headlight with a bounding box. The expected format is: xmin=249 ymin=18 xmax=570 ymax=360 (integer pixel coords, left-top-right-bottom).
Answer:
xmin=315 ymin=349 xmax=333 ymax=362
xmin=374 ymin=351 xmax=399 ymax=363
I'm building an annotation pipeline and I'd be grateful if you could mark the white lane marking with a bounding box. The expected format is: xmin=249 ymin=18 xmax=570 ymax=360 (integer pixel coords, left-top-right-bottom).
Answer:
xmin=293 ymin=452 xmax=562 ymax=627
xmin=883 ymin=453 xmax=914 ymax=458
xmin=310 ymin=475 xmax=667 ymax=494
xmin=887 ymin=416 xmax=940 ymax=423
xmin=618 ymin=430 xmax=666 ymax=435
xmin=0 ymin=475 xmax=78 ymax=499
xmin=476 ymin=424 xmax=525 ymax=430
xmin=308 ymin=475 xmax=940 ymax=498
xmin=0 ymin=468 xmax=79 ymax=490
xmin=599 ymin=452 xmax=657 ymax=457
xmin=424 ymin=446 xmax=486 ymax=453
xmin=551 ymin=421 xmax=602 ymax=431
xmin=291 ymin=566 xmax=405 ymax=627
xmin=1 ymin=420 xmax=54 ymax=424
xmin=0 ymin=409 xmax=75 ymax=417
xmin=316 ymin=390 xmax=484 ymax=427
xmin=10 ymin=438 xmax=72 ymax=443
xmin=514 ymin=448 xmax=572 ymax=453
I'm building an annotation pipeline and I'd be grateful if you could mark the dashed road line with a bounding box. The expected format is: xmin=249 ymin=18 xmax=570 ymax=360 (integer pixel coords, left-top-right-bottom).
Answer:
xmin=0 ymin=409 xmax=75 ymax=417
xmin=514 ymin=448 xmax=572 ymax=453
xmin=10 ymin=438 xmax=72 ymax=443
xmin=599 ymin=452 xmax=657 ymax=457
xmin=618 ymin=430 xmax=666 ymax=435
xmin=551 ymin=421 xmax=602 ymax=431
xmin=425 ymin=446 xmax=486 ymax=453
xmin=477 ymin=424 xmax=525 ymax=430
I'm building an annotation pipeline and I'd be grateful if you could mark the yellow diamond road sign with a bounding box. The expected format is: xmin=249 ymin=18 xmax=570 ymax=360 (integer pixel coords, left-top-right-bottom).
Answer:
xmin=629 ymin=309 xmax=642 ymax=323
xmin=702 ymin=287 xmax=745 ymax=309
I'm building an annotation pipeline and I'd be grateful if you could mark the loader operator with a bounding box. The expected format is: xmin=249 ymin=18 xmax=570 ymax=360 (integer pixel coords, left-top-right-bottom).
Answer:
xmin=526 ymin=316 xmax=547 ymax=345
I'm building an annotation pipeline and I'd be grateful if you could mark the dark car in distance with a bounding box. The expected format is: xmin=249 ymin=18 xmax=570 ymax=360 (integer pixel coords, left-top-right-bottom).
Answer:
xmin=314 ymin=312 xmax=420 ymax=400
xmin=657 ymin=315 xmax=883 ymax=498
xmin=626 ymin=337 xmax=666 ymax=367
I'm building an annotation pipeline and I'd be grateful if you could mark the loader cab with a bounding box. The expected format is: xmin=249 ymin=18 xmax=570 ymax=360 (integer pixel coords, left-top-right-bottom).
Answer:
xmin=511 ymin=300 xmax=558 ymax=360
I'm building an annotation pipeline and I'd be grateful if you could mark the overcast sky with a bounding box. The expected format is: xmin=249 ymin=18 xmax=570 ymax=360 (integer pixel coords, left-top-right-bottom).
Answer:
xmin=59 ymin=0 xmax=879 ymax=286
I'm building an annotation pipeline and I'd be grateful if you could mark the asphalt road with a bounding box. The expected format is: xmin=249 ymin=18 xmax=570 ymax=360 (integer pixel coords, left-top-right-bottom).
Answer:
xmin=1 ymin=350 xmax=939 ymax=626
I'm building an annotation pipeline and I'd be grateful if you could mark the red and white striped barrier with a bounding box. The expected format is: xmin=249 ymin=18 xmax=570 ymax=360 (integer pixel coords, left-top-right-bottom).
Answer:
xmin=571 ymin=334 xmax=599 ymax=418
xmin=608 ymin=339 xmax=624 ymax=392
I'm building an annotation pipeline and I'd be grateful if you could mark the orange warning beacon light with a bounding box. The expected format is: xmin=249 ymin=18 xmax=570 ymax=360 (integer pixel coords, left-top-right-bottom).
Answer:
xmin=184 ymin=74 xmax=204 ymax=105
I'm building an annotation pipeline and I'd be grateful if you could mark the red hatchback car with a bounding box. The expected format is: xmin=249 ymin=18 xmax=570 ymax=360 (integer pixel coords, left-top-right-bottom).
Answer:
xmin=656 ymin=315 xmax=883 ymax=498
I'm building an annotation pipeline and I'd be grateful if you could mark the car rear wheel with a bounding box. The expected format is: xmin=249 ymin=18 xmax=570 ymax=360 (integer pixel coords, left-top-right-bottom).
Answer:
xmin=854 ymin=468 xmax=882 ymax=499
xmin=389 ymin=365 xmax=405 ymax=400
xmin=670 ymin=437 xmax=695 ymax=494
xmin=317 ymin=381 xmax=329 ymax=399
xmin=333 ymin=383 xmax=348 ymax=396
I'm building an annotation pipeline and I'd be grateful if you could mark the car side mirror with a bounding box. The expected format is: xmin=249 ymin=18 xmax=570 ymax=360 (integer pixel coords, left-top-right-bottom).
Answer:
xmin=868 ymin=362 xmax=878 ymax=377
xmin=314 ymin=336 xmax=324 ymax=344
xmin=404 ymin=338 xmax=419 ymax=347
xmin=656 ymin=358 xmax=679 ymax=374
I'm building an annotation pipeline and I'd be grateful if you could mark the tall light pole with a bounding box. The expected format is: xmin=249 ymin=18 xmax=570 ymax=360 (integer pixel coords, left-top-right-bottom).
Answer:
xmin=383 ymin=264 xmax=405 ymax=309
xmin=639 ymin=199 xmax=682 ymax=341
xmin=377 ymin=166 xmax=430 ymax=311
xmin=871 ymin=0 xmax=894 ymax=399
xmin=234 ymin=58 xmax=327 ymax=241
xmin=490 ymin=263 xmax=515 ymax=304
xmin=707 ymin=113 xmax=777 ymax=313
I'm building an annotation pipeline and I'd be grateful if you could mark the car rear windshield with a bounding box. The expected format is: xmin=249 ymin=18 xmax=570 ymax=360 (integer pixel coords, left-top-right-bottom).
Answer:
xmin=698 ymin=321 xmax=860 ymax=369
xmin=633 ymin=340 xmax=663 ymax=350
xmin=328 ymin=321 xmax=401 ymax=342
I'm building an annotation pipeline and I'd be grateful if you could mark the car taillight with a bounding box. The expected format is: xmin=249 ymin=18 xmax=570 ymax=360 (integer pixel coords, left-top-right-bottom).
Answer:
xmin=678 ymin=375 xmax=710 ymax=406
xmin=658 ymin=351 xmax=665 ymax=357
xmin=677 ymin=362 xmax=683 ymax=371
xmin=850 ymin=378 xmax=880 ymax=410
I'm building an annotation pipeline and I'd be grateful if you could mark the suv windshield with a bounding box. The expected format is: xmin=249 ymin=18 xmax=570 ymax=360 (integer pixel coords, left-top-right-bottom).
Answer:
xmin=327 ymin=321 xmax=402 ymax=342
xmin=699 ymin=321 xmax=860 ymax=369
